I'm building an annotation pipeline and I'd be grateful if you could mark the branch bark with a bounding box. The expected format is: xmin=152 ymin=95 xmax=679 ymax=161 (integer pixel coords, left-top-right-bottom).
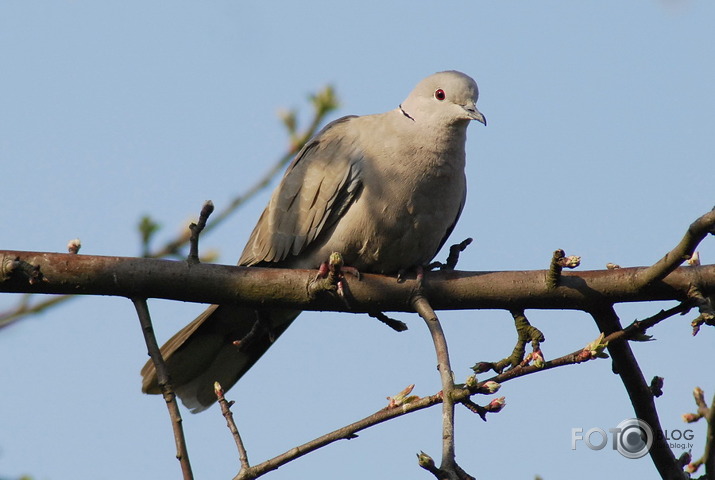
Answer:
xmin=589 ymin=306 xmax=686 ymax=480
xmin=1 ymin=251 xmax=714 ymax=315
xmin=634 ymin=208 xmax=715 ymax=287
xmin=412 ymin=295 xmax=461 ymax=477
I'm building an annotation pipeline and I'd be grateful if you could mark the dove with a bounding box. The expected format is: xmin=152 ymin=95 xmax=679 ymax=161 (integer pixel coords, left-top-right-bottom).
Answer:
xmin=141 ymin=70 xmax=486 ymax=412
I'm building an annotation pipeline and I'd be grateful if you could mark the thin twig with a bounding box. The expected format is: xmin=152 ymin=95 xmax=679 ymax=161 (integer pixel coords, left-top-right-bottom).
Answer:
xmin=704 ymin=391 xmax=715 ymax=477
xmin=236 ymin=303 xmax=691 ymax=479
xmin=234 ymin=392 xmax=443 ymax=480
xmin=477 ymin=302 xmax=692 ymax=386
xmin=635 ymin=208 xmax=715 ymax=287
xmin=685 ymin=388 xmax=715 ymax=476
xmin=215 ymin=382 xmax=250 ymax=471
xmin=411 ymin=294 xmax=459 ymax=475
xmin=0 ymin=294 xmax=75 ymax=329
xmin=132 ymin=298 xmax=193 ymax=480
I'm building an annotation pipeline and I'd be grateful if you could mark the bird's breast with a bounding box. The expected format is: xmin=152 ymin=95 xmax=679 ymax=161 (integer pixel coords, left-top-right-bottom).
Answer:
xmin=314 ymin=159 xmax=465 ymax=274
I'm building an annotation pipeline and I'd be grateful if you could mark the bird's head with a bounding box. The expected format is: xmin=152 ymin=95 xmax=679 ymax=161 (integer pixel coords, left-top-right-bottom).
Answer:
xmin=400 ymin=70 xmax=486 ymax=127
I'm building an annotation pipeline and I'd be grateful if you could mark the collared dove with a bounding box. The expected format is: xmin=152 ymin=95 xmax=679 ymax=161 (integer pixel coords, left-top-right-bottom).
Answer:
xmin=141 ymin=70 xmax=486 ymax=412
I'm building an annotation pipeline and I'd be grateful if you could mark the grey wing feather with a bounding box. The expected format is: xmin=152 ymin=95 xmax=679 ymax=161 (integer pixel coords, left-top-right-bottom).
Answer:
xmin=239 ymin=116 xmax=363 ymax=267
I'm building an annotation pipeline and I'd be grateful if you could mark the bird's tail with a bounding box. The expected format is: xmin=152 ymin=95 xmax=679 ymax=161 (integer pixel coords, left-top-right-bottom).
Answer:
xmin=140 ymin=304 xmax=298 ymax=413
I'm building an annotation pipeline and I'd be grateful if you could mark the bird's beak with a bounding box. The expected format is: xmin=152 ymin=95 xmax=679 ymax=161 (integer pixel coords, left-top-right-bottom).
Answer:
xmin=463 ymin=103 xmax=487 ymax=126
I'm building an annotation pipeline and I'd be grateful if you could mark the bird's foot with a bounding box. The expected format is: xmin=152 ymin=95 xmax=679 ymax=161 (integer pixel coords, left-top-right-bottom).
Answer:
xmin=397 ymin=265 xmax=426 ymax=287
xmin=232 ymin=310 xmax=274 ymax=351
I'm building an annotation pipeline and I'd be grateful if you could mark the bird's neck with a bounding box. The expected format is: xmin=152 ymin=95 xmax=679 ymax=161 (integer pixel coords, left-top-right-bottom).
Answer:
xmin=398 ymin=110 xmax=469 ymax=152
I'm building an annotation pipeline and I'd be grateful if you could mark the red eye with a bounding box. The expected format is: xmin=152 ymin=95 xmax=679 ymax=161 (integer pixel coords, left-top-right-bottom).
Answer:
xmin=434 ymin=89 xmax=446 ymax=101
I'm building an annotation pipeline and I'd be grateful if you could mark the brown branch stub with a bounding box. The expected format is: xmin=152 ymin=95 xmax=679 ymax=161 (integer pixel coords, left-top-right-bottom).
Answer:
xmin=428 ymin=238 xmax=473 ymax=272
xmin=649 ymin=376 xmax=664 ymax=398
xmin=368 ymin=311 xmax=408 ymax=332
xmin=547 ymin=249 xmax=565 ymax=289
xmin=187 ymin=200 xmax=215 ymax=265
xmin=427 ymin=238 xmax=473 ymax=272
xmin=546 ymin=249 xmax=581 ymax=289
xmin=132 ymin=297 xmax=194 ymax=480
xmin=444 ymin=237 xmax=473 ymax=271
xmin=461 ymin=396 xmax=506 ymax=422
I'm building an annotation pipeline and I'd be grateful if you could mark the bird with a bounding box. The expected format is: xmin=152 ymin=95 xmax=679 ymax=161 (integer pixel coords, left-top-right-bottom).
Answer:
xmin=141 ymin=70 xmax=486 ymax=412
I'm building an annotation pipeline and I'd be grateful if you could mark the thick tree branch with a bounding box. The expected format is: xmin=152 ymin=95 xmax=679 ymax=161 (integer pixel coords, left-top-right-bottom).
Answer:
xmin=1 ymin=250 xmax=714 ymax=314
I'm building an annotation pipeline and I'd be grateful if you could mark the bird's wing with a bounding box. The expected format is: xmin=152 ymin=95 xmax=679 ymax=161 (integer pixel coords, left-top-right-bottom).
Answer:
xmin=432 ymin=184 xmax=466 ymax=259
xmin=239 ymin=115 xmax=364 ymax=266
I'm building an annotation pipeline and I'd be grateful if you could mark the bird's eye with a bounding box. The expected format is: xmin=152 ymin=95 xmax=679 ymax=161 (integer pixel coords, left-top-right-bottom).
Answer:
xmin=434 ymin=89 xmax=446 ymax=101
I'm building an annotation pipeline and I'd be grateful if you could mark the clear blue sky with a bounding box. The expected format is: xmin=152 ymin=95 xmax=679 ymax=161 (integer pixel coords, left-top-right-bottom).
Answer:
xmin=1 ymin=1 xmax=713 ymax=479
